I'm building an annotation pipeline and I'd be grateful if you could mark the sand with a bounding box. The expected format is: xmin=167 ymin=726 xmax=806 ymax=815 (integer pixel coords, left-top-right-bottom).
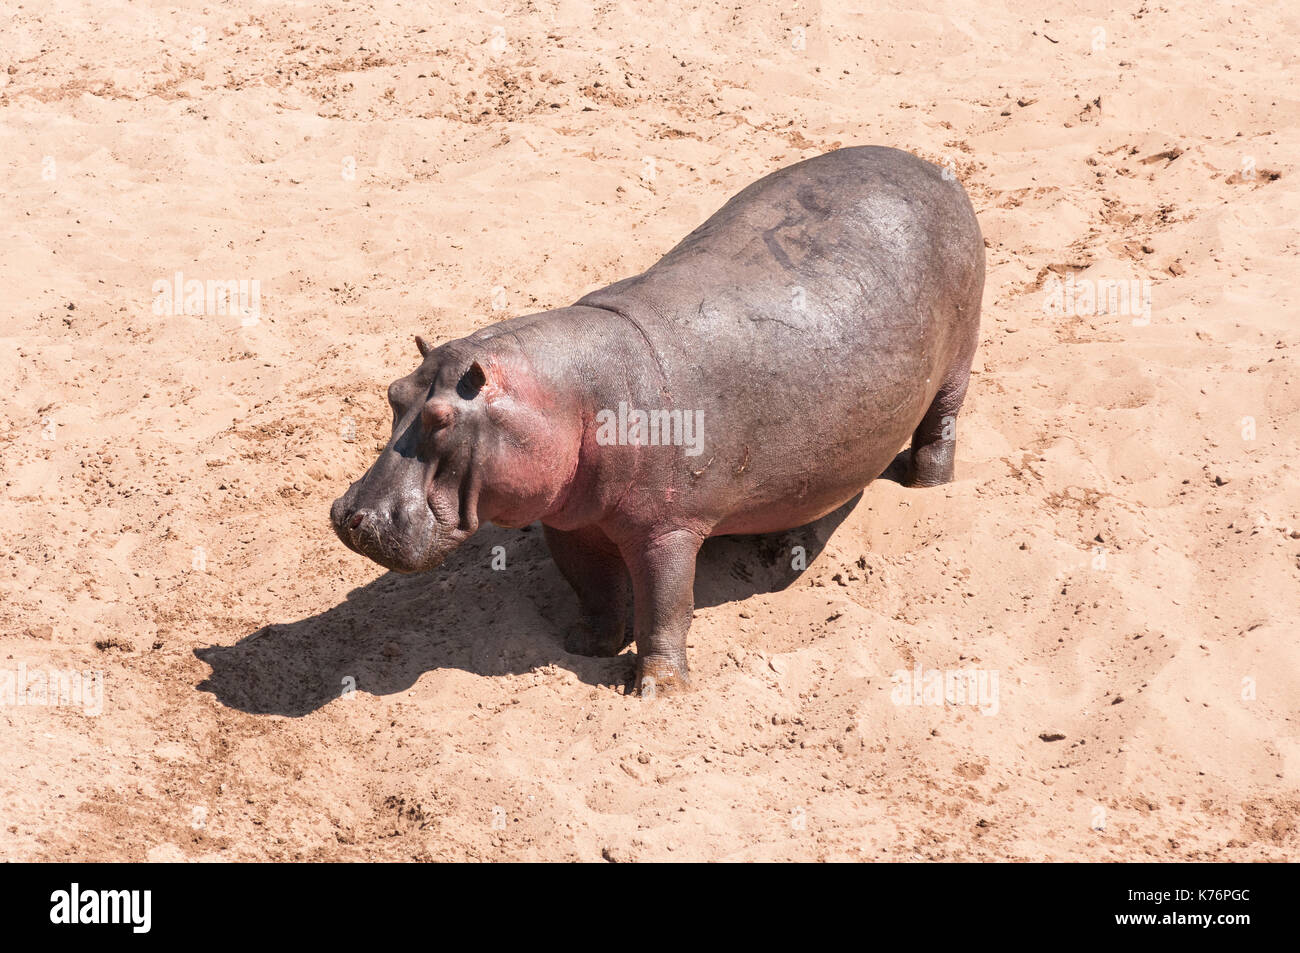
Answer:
xmin=1 ymin=1 xmax=1296 ymax=861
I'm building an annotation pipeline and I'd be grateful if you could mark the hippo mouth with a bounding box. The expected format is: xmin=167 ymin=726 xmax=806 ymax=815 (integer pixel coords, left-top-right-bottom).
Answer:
xmin=329 ymin=489 xmax=441 ymax=574
xmin=330 ymin=459 xmax=482 ymax=574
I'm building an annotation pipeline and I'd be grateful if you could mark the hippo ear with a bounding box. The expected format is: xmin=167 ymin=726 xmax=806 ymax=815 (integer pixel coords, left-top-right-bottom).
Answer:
xmin=415 ymin=335 xmax=432 ymax=358
xmin=457 ymin=361 xmax=488 ymax=400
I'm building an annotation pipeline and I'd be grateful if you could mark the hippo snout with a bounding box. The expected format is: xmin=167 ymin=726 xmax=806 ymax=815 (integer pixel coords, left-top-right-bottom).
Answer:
xmin=330 ymin=486 xmax=376 ymax=552
xmin=330 ymin=489 xmax=379 ymax=548
xmin=330 ymin=482 xmax=438 ymax=574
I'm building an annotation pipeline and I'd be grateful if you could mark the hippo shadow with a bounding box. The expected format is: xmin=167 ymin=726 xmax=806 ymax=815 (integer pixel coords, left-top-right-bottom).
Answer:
xmin=195 ymin=494 xmax=861 ymax=716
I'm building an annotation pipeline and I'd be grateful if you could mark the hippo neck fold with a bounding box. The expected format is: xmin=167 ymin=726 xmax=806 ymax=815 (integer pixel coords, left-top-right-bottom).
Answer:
xmin=467 ymin=304 xmax=666 ymax=533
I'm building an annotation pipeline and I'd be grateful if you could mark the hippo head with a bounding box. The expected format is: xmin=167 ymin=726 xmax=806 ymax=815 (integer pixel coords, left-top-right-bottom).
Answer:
xmin=330 ymin=334 xmax=577 ymax=573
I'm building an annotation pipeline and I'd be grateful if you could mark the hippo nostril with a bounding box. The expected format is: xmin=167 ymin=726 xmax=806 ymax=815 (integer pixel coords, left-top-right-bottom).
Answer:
xmin=349 ymin=512 xmax=365 ymax=531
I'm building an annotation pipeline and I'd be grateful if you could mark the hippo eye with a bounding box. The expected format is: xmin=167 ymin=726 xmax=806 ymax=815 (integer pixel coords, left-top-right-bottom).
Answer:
xmin=386 ymin=381 xmax=407 ymax=411
xmin=457 ymin=362 xmax=487 ymax=400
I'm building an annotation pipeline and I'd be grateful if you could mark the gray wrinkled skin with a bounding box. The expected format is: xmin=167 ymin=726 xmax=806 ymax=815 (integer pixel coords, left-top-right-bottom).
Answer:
xmin=332 ymin=146 xmax=985 ymax=694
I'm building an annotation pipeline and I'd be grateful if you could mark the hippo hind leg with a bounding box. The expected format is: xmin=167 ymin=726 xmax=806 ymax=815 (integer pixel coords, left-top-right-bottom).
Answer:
xmin=897 ymin=359 xmax=973 ymax=488
xmin=543 ymin=524 xmax=632 ymax=657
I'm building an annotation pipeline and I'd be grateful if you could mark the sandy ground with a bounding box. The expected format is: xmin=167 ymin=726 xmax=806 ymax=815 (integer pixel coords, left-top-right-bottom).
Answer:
xmin=1 ymin=0 xmax=1297 ymax=862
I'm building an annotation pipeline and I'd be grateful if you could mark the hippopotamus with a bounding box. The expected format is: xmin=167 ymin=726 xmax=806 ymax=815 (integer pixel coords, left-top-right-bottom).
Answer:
xmin=330 ymin=146 xmax=984 ymax=694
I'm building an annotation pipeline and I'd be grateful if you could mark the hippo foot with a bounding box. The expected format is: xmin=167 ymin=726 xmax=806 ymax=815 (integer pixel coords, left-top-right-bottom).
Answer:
xmin=882 ymin=441 xmax=955 ymax=488
xmin=634 ymin=655 xmax=691 ymax=697
xmin=564 ymin=617 xmax=627 ymax=657
xmin=907 ymin=438 xmax=955 ymax=487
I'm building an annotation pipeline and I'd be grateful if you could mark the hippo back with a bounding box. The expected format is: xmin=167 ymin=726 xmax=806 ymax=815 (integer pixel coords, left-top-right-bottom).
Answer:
xmin=574 ymin=146 xmax=984 ymax=531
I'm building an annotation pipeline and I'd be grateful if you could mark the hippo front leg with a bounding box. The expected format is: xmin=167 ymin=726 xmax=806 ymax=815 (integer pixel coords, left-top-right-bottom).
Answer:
xmin=620 ymin=529 xmax=704 ymax=696
xmin=544 ymin=524 xmax=631 ymax=657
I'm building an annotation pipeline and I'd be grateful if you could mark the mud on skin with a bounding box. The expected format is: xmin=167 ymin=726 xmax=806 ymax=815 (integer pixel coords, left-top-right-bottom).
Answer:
xmin=331 ymin=145 xmax=985 ymax=695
